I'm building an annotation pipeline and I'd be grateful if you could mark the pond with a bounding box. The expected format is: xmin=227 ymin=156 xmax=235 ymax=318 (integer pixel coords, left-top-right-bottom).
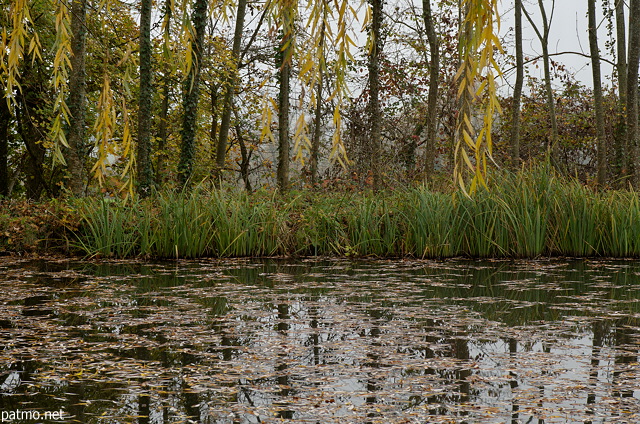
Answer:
xmin=1 ymin=258 xmax=639 ymax=423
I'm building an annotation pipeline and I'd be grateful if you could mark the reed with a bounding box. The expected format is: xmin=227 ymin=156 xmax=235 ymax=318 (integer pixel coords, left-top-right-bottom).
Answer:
xmin=76 ymin=198 xmax=140 ymax=258
xmin=150 ymin=188 xmax=215 ymax=258
xmin=404 ymin=190 xmax=454 ymax=258
xmin=70 ymin=168 xmax=640 ymax=259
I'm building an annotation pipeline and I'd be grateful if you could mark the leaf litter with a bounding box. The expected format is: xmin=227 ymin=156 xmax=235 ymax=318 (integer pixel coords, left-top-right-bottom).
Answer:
xmin=0 ymin=257 xmax=639 ymax=423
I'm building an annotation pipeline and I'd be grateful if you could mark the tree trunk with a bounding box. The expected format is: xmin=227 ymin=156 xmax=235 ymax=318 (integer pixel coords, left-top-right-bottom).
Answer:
xmin=66 ymin=0 xmax=87 ymax=196
xmin=367 ymin=0 xmax=383 ymax=189
xmin=510 ymin=0 xmax=523 ymax=168
xmin=628 ymin=0 xmax=640 ymax=187
xmin=178 ymin=0 xmax=208 ymax=186
xmin=276 ymin=3 xmax=294 ymax=192
xmin=310 ymin=70 xmax=323 ymax=186
xmin=155 ymin=0 xmax=172 ymax=188
xmin=215 ymin=0 xmax=247 ymax=185
xmin=423 ymin=0 xmax=439 ymax=181
xmin=523 ymin=0 xmax=561 ymax=171
xmin=137 ymin=0 xmax=153 ymax=195
xmin=614 ymin=0 xmax=627 ymax=181
xmin=17 ymin=95 xmax=47 ymax=200
xmin=588 ymin=0 xmax=607 ymax=185
xmin=0 ymin=98 xmax=9 ymax=197
xmin=156 ymin=78 xmax=170 ymax=187
xmin=210 ymin=85 xmax=219 ymax=164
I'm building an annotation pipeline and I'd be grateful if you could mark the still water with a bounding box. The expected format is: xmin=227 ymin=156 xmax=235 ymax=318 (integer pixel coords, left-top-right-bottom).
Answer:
xmin=1 ymin=258 xmax=639 ymax=423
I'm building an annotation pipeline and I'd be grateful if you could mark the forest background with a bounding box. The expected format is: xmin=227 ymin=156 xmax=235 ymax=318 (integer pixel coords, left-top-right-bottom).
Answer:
xmin=2 ymin=0 xmax=640 ymax=258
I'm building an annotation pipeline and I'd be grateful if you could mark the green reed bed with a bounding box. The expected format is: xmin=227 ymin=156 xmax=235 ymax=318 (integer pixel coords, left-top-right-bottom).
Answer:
xmin=71 ymin=170 xmax=640 ymax=259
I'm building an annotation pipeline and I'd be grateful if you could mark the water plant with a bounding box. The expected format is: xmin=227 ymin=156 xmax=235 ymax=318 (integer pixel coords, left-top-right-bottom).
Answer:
xmin=28 ymin=166 xmax=640 ymax=259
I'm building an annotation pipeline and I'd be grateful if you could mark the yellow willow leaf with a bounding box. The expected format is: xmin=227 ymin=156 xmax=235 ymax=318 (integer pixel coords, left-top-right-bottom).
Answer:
xmin=476 ymin=128 xmax=485 ymax=149
xmin=470 ymin=175 xmax=478 ymax=194
xmin=294 ymin=113 xmax=308 ymax=141
xmin=476 ymin=79 xmax=487 ymax=96
xmin=461 ymin=147 xmax=474 ymax=172
xmin=361 ymin=3 xmax=371 ymax=31
xmin=457 ymin=79 xmax=466 ymax=98
xmin=463 ymin=114 xmax=474 ymax=135
xmin=462 ymin=129 xmax=474 ymax=150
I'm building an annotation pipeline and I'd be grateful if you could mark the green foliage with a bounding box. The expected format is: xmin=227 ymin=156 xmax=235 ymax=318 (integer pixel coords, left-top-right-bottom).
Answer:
xmin=146 ymin=188 xmax=216 ymax=258
xmin=11 ymin=167 xmax=640 ymax=259
xmin=76 ymin=198 xmax=140 ymax=258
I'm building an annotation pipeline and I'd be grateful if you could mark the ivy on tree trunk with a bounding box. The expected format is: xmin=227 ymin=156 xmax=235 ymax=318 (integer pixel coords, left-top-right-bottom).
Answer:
xmin=178 ymin=0 xmax=208 ymax=187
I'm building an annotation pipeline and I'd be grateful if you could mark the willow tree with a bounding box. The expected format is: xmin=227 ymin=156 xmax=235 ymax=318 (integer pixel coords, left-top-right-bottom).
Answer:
xmin=262 ymin=0 xmax=359 ymax=188
xmin=454 ymin=0 xmax=502 ymax=193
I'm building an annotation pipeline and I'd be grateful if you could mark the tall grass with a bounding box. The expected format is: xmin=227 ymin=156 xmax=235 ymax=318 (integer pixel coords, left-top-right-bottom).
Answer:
xmin=73 ymin=168 xmax=640 ymax=259
xmin=76 ymin=198 xmax=140 ymax=258
xmin=148 ymin=188 xmax=216 ymax=258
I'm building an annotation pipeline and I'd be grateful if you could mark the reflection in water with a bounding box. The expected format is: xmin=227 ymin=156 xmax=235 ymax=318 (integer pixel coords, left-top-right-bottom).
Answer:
xmin=0 ymin=258 xmax=639 ymax=423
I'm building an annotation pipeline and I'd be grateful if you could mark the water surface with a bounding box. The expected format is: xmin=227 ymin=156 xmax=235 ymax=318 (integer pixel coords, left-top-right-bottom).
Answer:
xmin=1 ymin=258 xmax=639 ymax=423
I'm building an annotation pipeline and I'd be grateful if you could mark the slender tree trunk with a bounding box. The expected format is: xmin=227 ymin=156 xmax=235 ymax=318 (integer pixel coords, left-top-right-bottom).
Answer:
xmin=0 ymin=98 xmax=9 ymax=197
xmin=367 ymin=0 xmax=383 ymax=189
xmin=628 ymin=0 xmax=640 ymax=187
xmin=66 ymin=0 xmax=87 ymax=196
xmin=178 ymin=0 xmax=208 ymax=186
xmin=137 ymin=0 xmax=153 ymax=195
xmin=310 ymin=69 xmax=323 ymax=185
xmin=510 ymin=0 xmax=523 ymax=168
xmin=235 ymin=123 xmax=253 ymax=192
xmin=524 ymin=0 xmax=560 ymax=171
xmin=588 ymin=0 xmax=607 ymax=185
xmin=277 ymin=3 xmax=294 ymax=192
xmin=215 ymin=0 xmax=247 ymax=185
xmin=615 ymin=0 xmax=628 ymax=181
xmin=310 ymin=8 xmax=326 ymax=186
xmin=423 ymin=0 xmax=439 ymax=180
xmin=155 ymin=0 xmax=172 ymax=188
xmin=17 ymin=95 xmax=47 ymax=200
xmin=210 ymin=85 xmax=219 ymax=164
xmin=156 ymin=79 xmax=170 ymax=187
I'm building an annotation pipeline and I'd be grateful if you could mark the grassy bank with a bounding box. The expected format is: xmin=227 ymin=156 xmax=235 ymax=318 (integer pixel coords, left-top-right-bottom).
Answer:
xmin=4 ymin=169 xmax=640 ymax=259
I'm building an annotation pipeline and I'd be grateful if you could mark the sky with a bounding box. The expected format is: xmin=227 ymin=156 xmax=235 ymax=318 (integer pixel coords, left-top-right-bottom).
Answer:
xmin=499 ymin=0 xmax=616 ymax=90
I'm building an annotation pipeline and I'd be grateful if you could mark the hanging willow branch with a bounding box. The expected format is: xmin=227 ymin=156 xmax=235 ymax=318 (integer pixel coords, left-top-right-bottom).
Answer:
xmin=454 ymin=0 xmax=503 ymax=194
xmin=262 ymin=0 xmax=360 ymax=169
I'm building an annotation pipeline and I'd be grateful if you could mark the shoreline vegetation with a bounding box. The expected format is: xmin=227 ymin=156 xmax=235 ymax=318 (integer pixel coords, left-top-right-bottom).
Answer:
xmin=3 ymin=168 xmax=640 ymax=260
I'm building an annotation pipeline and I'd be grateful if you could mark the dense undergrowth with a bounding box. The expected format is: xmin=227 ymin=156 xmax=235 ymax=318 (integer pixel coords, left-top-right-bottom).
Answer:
xmin=4 ymin=168 xmax=640 ymax=258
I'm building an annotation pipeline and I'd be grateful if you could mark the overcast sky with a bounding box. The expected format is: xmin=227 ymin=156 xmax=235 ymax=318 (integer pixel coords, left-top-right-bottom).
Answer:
xmin=499 ymin=0 xmax=616 ymax=90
